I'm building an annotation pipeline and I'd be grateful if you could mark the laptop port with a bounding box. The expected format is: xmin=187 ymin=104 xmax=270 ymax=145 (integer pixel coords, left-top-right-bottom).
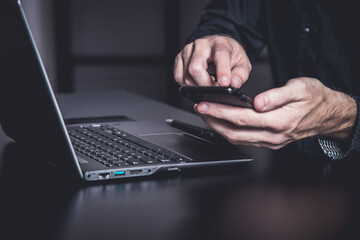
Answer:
xmin=98 ymin=172 xmax=110 ymax=179
xmin=129 ymin=170 xmax=142 ymax=175
xmin=114 ymin=171 xmax=125 ymax=176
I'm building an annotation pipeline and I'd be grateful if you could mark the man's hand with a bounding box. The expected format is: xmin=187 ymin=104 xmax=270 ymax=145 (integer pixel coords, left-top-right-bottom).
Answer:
xmin=174 ymin=35 xmax=252 ymax=88
xmin=194 ymin=78 xmax=357 ymax=149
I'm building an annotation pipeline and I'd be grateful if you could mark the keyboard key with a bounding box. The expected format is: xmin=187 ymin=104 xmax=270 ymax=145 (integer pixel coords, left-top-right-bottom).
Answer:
xmin=126 ymin=157 xmax=143 ymax=165
xmin=159 ymin=159 xmax=172 ymax=163
xmin=139 ymin=156 xmax=155 ymax=164
xmin=171 ymin=156 xmax=188 ymax=163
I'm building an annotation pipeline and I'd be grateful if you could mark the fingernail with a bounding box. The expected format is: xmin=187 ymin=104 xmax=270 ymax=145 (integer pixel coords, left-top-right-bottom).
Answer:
xmin=233 ymin=76 xmax=242 ymax=88
xmin=197 ymin=103 xmax=208 ymax=113
xmin=258 ymin=97 xmax=267 ymax=111
xmin=219 ymin=76 xmax=229 ymax=85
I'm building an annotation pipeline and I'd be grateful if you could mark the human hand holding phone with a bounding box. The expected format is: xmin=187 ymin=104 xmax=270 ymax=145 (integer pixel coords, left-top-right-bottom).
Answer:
xmin=192 ymin=78 xmax=357 ymax=150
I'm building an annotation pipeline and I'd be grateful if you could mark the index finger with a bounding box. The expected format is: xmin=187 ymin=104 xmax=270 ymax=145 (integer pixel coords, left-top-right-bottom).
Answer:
xmin=187 ymin=41 xmax=214 ymax=86
xmin=213 ymin=48 xmax=232 ymax=86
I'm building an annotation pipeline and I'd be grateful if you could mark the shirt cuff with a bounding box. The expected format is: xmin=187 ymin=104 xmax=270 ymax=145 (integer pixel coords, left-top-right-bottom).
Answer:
xmin=317 ymin=95 xmax=360 ymax=160
xmin=317 ymin=138 xmax=345 ymax=160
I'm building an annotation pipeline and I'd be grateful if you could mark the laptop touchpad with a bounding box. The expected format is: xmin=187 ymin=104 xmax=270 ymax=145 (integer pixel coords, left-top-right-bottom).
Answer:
xmin=140 ymin=133 xmax=233 ymax=161
xmin=109 ymin=121 xmax=244 ymax=161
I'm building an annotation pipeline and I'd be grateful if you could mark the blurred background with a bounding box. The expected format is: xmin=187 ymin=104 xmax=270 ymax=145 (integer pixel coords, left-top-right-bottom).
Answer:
xmin=21 ymin=0 xmax=273 ymax=110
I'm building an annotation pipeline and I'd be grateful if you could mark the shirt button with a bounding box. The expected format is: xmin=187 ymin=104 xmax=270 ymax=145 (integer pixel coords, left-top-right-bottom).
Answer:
xmin=303 ymin=27 xmax=311 ymax=33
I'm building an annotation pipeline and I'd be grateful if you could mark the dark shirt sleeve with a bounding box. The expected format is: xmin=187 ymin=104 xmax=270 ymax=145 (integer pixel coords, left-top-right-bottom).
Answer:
xmin=186 ymin=0 xmax=266 ymax=62
xmin=344 ymin=96 xmax=360 ymax=159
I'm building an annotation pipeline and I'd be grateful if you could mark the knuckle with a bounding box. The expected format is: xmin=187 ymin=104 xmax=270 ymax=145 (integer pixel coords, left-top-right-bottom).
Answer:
xmin=232 ymin=71 xmax=246 ymax=84
xmin=188 ymin=63 xmax=203 ymax=76
xmin=275 ymin=120 xmax=289 ymax=132
xmin=234 ymin=114 xmax=247 ymax=126
xmin=269 ymin=144 xmax=284 ymax=150
xmin=210 ymin=35 xmax=223 ymax=43
xmin=174 ymin=72 xmax=183 ymax=83
xmin=214 ymin=43 xmax=230 ymax=53
xmin=265 ymin=91 xmax=280 ymax=109
xmin=223 ymin=130 xmax=237 ymax=144
xmin=247 ymin=62 xmax=252 ymax=72
xmin=212 ymin=35 xmax=230 ymax=44
xmin=174 ymin=53 xmax=180 ymax=63
xmin=259 ymin=119 xmax=269 ymax=129
xmin=181 ymin=50 xmax=187 ymax=59
xmin=265 ymin=135 xmax=288 ymax=149
xmin=306 ymin=79 xmax=323 ymax=95
xmin=182 ymin=44 xmax=193 ymax=57
xmin=211 ymin=107 xmax=224 ymax=119
xmin=184 ymin=78 xmax=195 ymax=86
xmin=298 ymin=80 xmax=309 ymax=92
xmin=271 ymin=135 xmax=286 ymax=146
xmin=174 ymin=54 xmax=181 ymax=67
xmin=194 ymin=38 xmax=207 ymax=47
xmin=289 ymin=78 xmax=312 ymax=94
xmin=212 ymin=37 xmax=231 ymax=50
xmin=288 ymin=120 xmax=298 ymax=133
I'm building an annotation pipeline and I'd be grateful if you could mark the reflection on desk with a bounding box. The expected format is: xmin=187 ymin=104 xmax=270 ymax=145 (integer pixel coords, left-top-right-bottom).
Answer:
xmin=57 ymin=180 xmax=353 ymax=240
xmin=1 ymin=141 xmax=360 ymax=240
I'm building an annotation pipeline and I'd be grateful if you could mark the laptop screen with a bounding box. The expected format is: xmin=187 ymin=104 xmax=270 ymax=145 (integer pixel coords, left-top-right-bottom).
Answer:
xmin=0 ymin=0 xmax=82 ymax=178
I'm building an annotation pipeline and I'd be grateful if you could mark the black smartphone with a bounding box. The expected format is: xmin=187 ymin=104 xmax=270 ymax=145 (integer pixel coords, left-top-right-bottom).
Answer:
xmin=179 ymin=86 xmax=254 ymax=109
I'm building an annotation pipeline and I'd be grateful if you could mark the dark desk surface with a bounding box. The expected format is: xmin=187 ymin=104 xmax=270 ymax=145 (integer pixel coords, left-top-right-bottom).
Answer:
xmin=1 ymin=90 xmax=359 ymax=240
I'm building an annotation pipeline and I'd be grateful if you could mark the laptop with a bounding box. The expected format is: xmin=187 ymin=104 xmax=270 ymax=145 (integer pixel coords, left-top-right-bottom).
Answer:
xmin=0 ymin=0 xmax=252 ymax=181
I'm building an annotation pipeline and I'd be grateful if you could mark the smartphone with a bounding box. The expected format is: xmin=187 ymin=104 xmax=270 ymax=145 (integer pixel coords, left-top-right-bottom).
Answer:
xmin=179 ymin=86 xmax=254 ymax=109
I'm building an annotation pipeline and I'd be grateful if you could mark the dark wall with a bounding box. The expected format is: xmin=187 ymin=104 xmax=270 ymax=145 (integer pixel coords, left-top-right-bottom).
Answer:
xmin=56 ymin=0 xmax=273 ymax=109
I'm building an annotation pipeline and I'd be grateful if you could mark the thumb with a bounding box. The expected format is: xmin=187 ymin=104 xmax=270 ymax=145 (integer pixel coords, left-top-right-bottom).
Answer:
xmin=254 ymin=81 xmax=302 ymax=112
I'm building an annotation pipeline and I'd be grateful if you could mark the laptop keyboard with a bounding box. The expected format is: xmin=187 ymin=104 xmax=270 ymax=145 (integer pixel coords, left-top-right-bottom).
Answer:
xmin=68 ymin=125 xmax=191 ymax=168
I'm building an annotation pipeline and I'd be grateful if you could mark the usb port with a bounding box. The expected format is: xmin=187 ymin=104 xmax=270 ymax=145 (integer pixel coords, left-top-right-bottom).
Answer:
xmin=114 ymin=171 xmax=125 ymax=176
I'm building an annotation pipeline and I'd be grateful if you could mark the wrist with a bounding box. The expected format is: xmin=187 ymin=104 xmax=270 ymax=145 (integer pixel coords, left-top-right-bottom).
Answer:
xmin=318 ymin=89 xmax=357 ymax=142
